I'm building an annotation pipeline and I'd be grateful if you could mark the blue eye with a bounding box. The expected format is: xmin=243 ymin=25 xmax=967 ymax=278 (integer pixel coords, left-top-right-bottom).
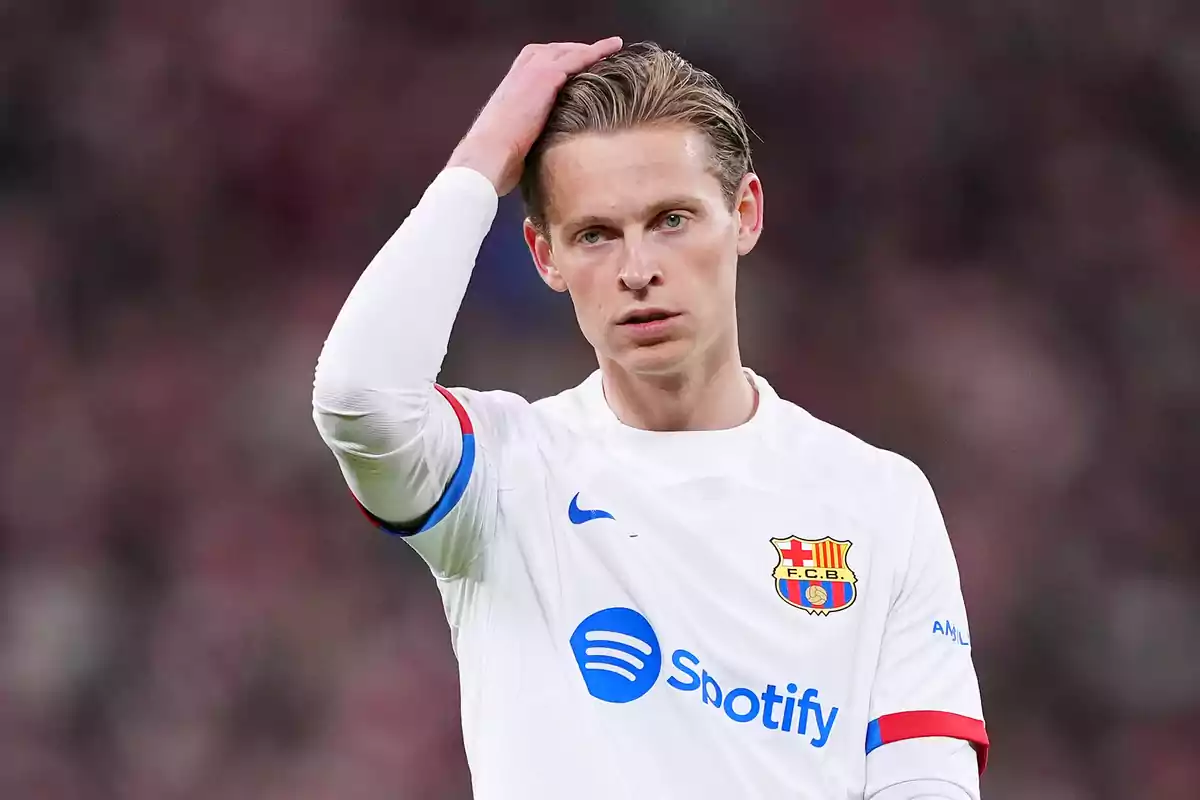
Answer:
xmin=580 ymin=230 xmax=602 ymax=245
xmin=662 ymin=213 xmax=684 ymax=229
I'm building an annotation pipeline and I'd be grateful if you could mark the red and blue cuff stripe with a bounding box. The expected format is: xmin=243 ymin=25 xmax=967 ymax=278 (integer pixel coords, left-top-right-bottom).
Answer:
xmin=354 ymin=384 xmax=476 ymax=536
xmin=866 ymin=711 xmax=989 ymax=774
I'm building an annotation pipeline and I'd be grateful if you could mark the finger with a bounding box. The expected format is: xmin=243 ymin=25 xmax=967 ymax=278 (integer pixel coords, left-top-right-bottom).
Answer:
xmin=569 ymin=37 xmax=623 ymax=64
xmin=590 ymin=36 xmax=623 ymax=57
xmin=550 ymin=37 xmax=623 ymax=73
xmin=543 ymin=42 xmax=596 ymax=60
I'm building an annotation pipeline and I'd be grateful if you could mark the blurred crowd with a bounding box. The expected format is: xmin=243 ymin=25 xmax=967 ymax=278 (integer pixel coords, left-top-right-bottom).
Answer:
xmin=2 ymin=1 xmax=1199 ymax=798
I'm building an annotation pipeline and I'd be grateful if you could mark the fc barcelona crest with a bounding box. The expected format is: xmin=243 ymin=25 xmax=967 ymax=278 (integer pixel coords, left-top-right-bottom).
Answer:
xmin=770 ymin=537 xmax=857 ymax=615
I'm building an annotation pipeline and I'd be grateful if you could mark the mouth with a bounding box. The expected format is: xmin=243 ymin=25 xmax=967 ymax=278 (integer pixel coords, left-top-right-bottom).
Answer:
xmin=618 ymin=309 xmax=680 ymax=326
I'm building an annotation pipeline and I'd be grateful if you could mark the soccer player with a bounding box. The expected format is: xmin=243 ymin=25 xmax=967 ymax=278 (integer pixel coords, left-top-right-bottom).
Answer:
xmin=312 ymin=38 xmax=988 ymax=799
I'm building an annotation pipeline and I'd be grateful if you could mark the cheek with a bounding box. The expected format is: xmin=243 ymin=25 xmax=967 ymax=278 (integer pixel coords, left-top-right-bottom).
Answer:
xmin=562 ymin=262 xmax=597 ymax=303
xmin=681 ymin=238 xmax=735 ymax=299
xmin=561 ymin=264 xmax=611 ymax=327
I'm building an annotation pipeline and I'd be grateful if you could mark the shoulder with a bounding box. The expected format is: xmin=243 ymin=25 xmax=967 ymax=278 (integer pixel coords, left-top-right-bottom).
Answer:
xmin=432 ymin=386 xmax=537 ymax=455
xmin=769 ymin=391 xmax=932 ymax=510
xmin=439 ymin=372 xmax=601 ymax=443
xmin=770 ymin=396 xmax=941 ymax=582
xmin=440 ymin=385 xmax=529 ymax=422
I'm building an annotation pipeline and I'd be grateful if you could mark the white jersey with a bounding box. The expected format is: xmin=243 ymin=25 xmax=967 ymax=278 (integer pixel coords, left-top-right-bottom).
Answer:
xmin=313 ymin=168 xmax=988 ymax=799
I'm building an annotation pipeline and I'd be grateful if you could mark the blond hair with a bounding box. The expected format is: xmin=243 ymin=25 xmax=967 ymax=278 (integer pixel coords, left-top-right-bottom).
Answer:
xmin=520 ymin=42 xmax=754 ymax=236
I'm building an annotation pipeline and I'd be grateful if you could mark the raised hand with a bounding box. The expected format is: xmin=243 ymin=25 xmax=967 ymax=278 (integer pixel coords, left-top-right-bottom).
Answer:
xmin=447 ymin=37 xmax=623 ymax=196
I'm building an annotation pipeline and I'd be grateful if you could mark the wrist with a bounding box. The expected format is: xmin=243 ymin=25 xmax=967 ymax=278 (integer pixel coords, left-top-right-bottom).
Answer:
xmin=446 ymin=138 xmax=512 ymax=194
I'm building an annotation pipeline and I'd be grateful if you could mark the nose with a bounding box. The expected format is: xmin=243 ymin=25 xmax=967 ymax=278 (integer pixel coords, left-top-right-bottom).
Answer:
xmin=618 ymin=244 xmax=662 ymax=292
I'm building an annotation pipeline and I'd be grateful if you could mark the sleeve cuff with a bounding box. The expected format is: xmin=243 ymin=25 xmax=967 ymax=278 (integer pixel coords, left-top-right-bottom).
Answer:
xmin=436 ymin=165 xmax=500 ymax=203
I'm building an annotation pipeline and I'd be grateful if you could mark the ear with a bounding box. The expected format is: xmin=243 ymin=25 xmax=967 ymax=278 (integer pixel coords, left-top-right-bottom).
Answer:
xmin=734 ymin=173 xmax=764 ymax=256
xmin=524 ymin=218 xmax=568 ymax=292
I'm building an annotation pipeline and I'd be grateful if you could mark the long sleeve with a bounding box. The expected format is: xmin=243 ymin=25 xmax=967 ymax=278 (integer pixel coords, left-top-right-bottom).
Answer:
xmin=312 ymin=167 xmax=499 ymax=572
xmin=864 ymin=462 xmax=993 ymax=796
xmin=867 ymin=738 xmax=979 ymax=799
xmin=864 ymin=460 xmax=988 ymax=796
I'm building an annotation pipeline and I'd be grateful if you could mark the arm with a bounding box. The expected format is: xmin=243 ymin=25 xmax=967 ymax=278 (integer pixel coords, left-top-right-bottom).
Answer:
xmin=311 ymin=38 xmax=624 ymax=577
xmin=867 ymin=739 xmax=979 ymax=799
xmin=312 ymin=166 xmax=498 ymax=530
xmin=864 ymin=460 xmax=989 ymax=799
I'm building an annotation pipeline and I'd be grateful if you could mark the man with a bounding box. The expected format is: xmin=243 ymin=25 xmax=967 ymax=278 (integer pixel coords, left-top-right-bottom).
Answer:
xmin=313 ymin=38 xmax=988 ymax=799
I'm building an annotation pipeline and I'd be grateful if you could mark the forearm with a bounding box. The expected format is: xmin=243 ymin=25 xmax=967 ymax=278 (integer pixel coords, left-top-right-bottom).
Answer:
xmin=312 ymin=167 xmax=498 ymax=523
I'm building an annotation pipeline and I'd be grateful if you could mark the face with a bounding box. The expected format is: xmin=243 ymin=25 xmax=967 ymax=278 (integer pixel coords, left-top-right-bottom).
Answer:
xmin=524 ymin=125 xmax=764 ymax=376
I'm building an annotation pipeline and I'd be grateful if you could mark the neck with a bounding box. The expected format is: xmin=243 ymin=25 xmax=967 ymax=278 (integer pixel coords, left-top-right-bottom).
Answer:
xmin=598 ymin=342 xmax=757 ymax=432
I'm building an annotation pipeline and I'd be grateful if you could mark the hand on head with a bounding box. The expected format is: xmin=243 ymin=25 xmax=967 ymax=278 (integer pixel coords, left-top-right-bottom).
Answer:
xmin=448 ymin=37 xmax=624 ymax=196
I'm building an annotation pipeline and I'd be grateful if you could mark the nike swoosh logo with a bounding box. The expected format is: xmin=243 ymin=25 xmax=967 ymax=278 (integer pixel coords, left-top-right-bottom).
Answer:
xmin=569 ymin=492 xmax=615 ymax=525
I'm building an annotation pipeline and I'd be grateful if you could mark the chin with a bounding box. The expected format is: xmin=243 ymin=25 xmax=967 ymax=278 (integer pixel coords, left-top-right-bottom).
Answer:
xmin=611 ymin=338 xmax=695 ymax=376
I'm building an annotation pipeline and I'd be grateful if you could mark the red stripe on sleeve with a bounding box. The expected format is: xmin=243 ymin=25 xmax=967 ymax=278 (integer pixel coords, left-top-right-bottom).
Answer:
xmin=876 ymin=710 xmax=989 ymax=773
xmin=434 ymin=384 xmax=472 ymax=434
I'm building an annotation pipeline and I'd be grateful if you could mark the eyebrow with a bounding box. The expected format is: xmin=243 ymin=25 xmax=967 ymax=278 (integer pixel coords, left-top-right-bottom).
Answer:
xmin=563 ymin=197 xmax=701 ymax=231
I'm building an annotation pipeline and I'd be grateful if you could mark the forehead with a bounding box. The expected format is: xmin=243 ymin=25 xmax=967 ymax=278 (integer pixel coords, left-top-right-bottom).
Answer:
xmin=540 ymin=126 xmax=723 ymax=224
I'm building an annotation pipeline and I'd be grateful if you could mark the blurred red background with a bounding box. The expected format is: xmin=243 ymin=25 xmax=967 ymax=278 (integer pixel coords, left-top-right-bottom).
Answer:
xmin=2 ymin=1 xmax=1199 ymax=798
